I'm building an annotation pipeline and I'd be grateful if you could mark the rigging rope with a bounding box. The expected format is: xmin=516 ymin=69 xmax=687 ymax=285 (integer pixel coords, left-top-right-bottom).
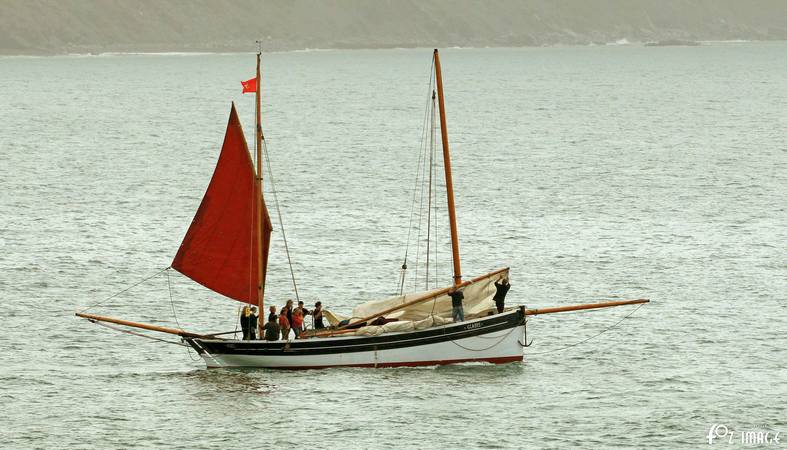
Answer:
xmin=400 ymin=56 xmax=436 ymax=295
xmin=525 ymin=304 xmax=646 ymax=355
xmin=425 ymin=90 xmax=435 ymax=290
xmin=165 ymin=267 xmax=184 ymax=332
xmin=431 ymin=90 xmax=441 ymax=289
xmin=412 ymin=130 xmax=429 ymax=291
xmin=83 ymin=268 xmax=201 ymax=359
xmin=450 ymin=326 xmax=518 ymax=352
xmin=78 ymin=266 xmax=170 ymax=313
xmin=399 ymin=91 xmax=432 ymax=294
xmin=262 ymin=138 xmax=301 ymax=303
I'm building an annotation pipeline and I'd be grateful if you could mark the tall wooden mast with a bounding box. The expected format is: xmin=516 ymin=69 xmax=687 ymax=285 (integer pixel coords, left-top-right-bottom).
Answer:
xmin=433 ymin=49 xmax=462 ymax=285
xmin=255 ymin=46 xmax=265 ymax=334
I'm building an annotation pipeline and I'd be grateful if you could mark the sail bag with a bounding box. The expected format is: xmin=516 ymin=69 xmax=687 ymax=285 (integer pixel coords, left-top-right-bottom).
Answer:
xmin=172 ymin=104 xmax=273 ymax=304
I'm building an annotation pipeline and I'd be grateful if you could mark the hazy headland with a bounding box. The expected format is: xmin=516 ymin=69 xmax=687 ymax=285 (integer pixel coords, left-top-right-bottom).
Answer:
xmin=2 ymin=0 xmax=787 ymax=55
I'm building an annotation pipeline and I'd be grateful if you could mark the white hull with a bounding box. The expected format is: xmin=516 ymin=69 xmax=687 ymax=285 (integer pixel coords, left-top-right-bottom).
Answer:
xmin=198 ymin=325 xmax=525 ymax=369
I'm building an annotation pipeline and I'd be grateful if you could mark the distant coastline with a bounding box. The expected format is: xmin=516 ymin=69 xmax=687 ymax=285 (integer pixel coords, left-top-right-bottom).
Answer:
xmin=3 ymin=0 xmax=787 ymax=56
xmin=2 ymin=40 xmax=781 ymax=59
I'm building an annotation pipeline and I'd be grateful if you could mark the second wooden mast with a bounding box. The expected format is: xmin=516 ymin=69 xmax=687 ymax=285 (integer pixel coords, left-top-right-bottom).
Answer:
xmin=255 ymin=49 xmax=265 ymax=335
xmin=433 ymin=49 xmax=462 ymax=285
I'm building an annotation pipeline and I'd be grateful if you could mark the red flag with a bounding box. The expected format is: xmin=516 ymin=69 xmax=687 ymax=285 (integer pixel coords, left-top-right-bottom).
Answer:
xmin=241 ymin=77 xmax=257 ymax=94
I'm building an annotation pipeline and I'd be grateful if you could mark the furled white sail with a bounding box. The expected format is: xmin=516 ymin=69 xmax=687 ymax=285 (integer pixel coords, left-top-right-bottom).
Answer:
xmin=324 ymin=269 xmax=510 ymax=334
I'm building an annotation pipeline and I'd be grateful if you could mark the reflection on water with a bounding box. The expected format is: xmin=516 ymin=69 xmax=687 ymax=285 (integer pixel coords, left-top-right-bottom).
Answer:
xmin=182 ymin=369 xmax=277 ymax=395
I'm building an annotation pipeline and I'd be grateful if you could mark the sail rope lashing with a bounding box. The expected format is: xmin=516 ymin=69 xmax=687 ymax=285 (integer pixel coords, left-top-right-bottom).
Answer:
xmin=398 ymin=56 xmax=436 ymax=295
xmin=262 ymin=138 xmax=300 ymax=303
xmin=524 ymin=303 xmax=646 ymax=355
xmin=77 ymin=266 xmax=170 ymax=313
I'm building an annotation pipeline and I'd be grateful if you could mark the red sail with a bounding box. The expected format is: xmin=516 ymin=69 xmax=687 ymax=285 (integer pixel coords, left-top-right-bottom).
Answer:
xmin=172 ymin=103 xmax=273 ymax=304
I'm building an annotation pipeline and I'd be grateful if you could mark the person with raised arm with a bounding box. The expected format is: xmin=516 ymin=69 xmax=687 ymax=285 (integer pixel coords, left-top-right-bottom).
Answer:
xmin=493 ymin=278 xmax=511 ymax=313
xmin=448 ymin=286 xmax=465 ymax=322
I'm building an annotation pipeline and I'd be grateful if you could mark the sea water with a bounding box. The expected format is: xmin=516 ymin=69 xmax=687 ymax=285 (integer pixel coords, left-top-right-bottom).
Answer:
xmin=1 ymin=43 xmax=785 ymax=448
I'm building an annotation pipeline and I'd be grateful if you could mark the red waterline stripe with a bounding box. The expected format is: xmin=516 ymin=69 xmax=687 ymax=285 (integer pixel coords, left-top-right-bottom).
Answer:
xmin=208 ymin=355 xmax=523 ymax=370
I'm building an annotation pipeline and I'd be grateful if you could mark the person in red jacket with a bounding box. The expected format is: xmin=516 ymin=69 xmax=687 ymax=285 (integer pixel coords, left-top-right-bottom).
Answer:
xmin=278 ymin=306 xmax=290 ymax=340
xmin=292 ymin=307 xmax=304 ymax=338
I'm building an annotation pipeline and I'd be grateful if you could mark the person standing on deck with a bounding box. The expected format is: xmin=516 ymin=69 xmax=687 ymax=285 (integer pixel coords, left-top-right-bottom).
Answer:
xmin=268 ymin=305 xmax=277 ymax=323
xmin=312 ymin=301 xmax=325 ymax=329
xmin=249 ymin=306 xmax=259 ymax=340
xmin=448 ymin=287 xmax=465 ymax=322
xmin=493 ymin=278 xmax=511 ymax=314
xmin=285 ymin=299 xmax=294 ymax=330
xmin=292 ymin=307 xmax=304 ymax=338
xmin=278 ymin=305 xmax=291 ymax=340
xmin=263 ymin=315 xmax=280 ymax=341
xmin=297 ymin=301 xmax=310 ymax=324
xmin=240 ymin=306 xmax=251 ymax=340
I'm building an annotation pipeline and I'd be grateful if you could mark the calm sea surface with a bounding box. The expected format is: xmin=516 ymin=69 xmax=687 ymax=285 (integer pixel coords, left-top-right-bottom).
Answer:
xmin=1 ymin=44 xmax=785 ymax=448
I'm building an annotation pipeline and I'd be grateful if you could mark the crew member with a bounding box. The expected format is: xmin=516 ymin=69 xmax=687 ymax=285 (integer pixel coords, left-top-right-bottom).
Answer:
xmin=292 ymin=307 xmax=304 ymax=338
xmin=249 ymin=306 xmax=259 ymax=340
xmin=313 ymin=301 xmax=325 ymax=329
xmin=448 ymin=286 xmax=465 ymax=322
xmin=279 ymin=306 xmax=291 ymax=340
xmin=264 ymin=315 xmax=280 ymax=341
xmin=493 ymin=278 xmax=511 ymax=314
xmin=268 ymin=305 xmax=277 ymax=323
xmin=240 ymin=306 xmax=251 ymax=340
xmin=285 ymin=299 xmax=294 ymax=329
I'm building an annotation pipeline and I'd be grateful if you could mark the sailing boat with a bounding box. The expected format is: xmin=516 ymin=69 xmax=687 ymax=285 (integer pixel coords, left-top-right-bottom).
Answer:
xmin=76 ymin=49 xmax=648 ymax=369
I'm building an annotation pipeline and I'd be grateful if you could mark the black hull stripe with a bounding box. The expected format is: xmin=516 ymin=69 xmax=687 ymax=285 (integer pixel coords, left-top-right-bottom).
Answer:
xmin=187 ymin=308 xmax=525 ymax=356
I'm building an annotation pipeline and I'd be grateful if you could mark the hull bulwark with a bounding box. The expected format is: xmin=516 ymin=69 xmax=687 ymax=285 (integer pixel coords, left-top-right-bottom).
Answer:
xmin=186 ymin=308 xmax=526 ymax=369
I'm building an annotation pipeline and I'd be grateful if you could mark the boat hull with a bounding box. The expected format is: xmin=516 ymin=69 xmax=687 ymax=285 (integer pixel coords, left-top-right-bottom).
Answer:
xmin=186 ymin=307 xmax=526 ymax=369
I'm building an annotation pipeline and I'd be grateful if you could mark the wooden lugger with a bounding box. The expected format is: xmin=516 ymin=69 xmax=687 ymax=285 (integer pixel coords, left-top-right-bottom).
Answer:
xmin=77 ymin=299 xmax=648 ymax=369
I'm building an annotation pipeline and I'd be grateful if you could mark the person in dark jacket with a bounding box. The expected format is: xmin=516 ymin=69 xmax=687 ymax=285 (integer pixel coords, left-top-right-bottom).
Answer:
xmin=493 ymin=278 xmax=511 ymax=314
xmin=240 ymin=306 xmax=250 ymax=340
xmin=448 ymin=287 xmax=465 ymax=322
xmin=249 ymin=306 xmax=259 ymax=340
xmin=268 ymin=305 xmax=277 ymax=323
xmin=263 ymin=315 xmax=280 ymax=341
xmin=313 ymin=301 xmax=325 ymax=329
